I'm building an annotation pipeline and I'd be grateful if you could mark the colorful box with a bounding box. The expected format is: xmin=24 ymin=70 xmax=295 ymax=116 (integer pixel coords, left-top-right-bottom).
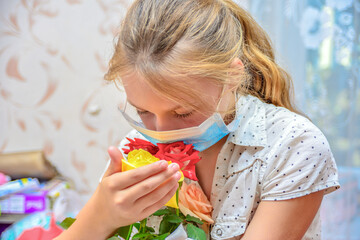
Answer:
xmin=0 ymin=190 xmax=48 ymax=214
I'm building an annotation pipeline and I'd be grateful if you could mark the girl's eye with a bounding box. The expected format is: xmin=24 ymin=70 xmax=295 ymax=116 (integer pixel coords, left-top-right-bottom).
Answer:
xmin=136 ymin=109 xmax=149 ymax=115
xmin=136 ymin=109 xmax=194 ymax=118
xmin=174 ymin=111 xmax=193 ymax=119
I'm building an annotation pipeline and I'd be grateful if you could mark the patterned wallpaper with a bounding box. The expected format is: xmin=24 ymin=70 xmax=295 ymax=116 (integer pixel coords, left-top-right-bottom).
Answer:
xmin=2 ymin=1 xmax=358 ymax=238
xmin=0 ymin=0 xmax=132 ymax=197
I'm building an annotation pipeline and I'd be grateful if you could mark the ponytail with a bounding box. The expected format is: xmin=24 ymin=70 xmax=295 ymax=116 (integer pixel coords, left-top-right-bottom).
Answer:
xmin=223 ymin=0 xmax=302 ymax=115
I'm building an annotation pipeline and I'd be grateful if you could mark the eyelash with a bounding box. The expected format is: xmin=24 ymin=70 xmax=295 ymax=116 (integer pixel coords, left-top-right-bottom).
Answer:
xmin=174 ymin=111 xmax=193 ymax=119
xmin=137 ymin=110 xmax=148 ymax=115
xmin=136 ymin=110 xmax=193 ymax=119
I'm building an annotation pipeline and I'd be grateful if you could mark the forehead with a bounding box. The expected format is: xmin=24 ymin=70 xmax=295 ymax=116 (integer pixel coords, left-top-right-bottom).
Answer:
xmin=121 ymin=71 xmax=222 ymax=110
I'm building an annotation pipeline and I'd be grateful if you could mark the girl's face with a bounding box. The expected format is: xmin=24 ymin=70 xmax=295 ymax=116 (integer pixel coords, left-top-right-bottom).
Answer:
xmin=121 ymin=71 xmax=225 ymax=131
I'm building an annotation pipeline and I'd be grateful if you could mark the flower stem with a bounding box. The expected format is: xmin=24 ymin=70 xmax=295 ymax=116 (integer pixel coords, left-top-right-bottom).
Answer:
xmin=139 ymin=218 xmax=147 ymax=233
xmin=126 ymin=224 xmax=133 ymax=240
xmin=176 ymin=182 xmax=183 ymax=217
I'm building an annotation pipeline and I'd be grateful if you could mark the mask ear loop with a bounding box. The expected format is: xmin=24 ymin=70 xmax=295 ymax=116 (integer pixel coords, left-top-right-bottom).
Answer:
xmin=216 ymin=86 xmax=238 ymax=125
xmin=119 ymin=100 xmax=144 ymax=125
xmin=215 ymin=85 xmax=237 ymax=113
xmin=215 ymin=85 xmax=227 ymax=112
xmin=118 ymin=99 xmax=129 ymax=116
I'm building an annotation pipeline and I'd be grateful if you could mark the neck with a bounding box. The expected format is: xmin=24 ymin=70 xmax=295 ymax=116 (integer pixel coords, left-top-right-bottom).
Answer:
xmin=200 ymin=135 xmax=228 ymax=156
xmin=195 ymin=135 xmax=228 ymax=200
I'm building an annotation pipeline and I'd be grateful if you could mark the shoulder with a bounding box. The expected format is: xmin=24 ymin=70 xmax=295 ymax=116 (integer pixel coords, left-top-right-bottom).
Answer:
xmin=233 ymin=95 xmax=332 ymax=160
xmin=231 ymin=95 xmax=322 ymax=149
xmin=231 ymin=97 xmax=340 ymax=200
xmin=263 ymin=103 xmax=331 ymax=160
xmin=259 ymin=105 xmax=340 ymax=200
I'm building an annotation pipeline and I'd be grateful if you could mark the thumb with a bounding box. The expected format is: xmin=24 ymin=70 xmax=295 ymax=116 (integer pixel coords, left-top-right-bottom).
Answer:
xmin=103 ymin=146 xmax=123 ymax=178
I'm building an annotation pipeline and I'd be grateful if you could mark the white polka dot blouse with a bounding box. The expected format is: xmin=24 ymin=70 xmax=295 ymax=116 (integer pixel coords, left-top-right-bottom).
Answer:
xmin=118 ymin=94 xmax=340 ymax=240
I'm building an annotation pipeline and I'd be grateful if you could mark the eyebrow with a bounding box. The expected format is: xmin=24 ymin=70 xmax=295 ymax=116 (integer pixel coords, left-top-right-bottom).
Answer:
xmin=127 ymin=99 xmax=185 ymax=112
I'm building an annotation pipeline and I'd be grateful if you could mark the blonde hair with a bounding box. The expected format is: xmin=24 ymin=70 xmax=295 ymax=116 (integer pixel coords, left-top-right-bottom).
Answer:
xmin=105 ymin=0 xmax=302 ymax=116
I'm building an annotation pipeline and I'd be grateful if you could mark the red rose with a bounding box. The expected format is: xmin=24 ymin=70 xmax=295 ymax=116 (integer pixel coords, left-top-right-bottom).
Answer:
xmin=155 ymin=141 xmax=201 ymax=181
xmin=122 ymin=137 xmax=159 ymax=155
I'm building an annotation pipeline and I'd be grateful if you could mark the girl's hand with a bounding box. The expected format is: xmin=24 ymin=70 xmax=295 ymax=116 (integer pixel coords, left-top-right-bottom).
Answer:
xmin=56 ymin=146 xmax=181 ymax=240
xmin=95 ymin=146 xmax=181 ymax=231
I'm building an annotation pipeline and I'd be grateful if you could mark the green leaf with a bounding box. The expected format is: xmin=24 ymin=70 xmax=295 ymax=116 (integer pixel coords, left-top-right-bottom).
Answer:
xmin=164 ymin=214 xmax=183 ymax=224
xmin=186 ymin=223 xmax=207 ymax=240
xmin=159 ymin=218 xmax=173 ymax=235
xmin=133 ymin=223 xmax=141 ymax=230
xmin=107 ymin=237 xmax=121 ymax=240
xmin=170 ymin=223 xmax=181 ymax=233
xmin=179 ymin=211 xmax=186 ymax=219
xmin=151 ymin=208 xmax=173 ymax=216
xmin=185 ymin=214 xmax=203 ymax=224
xmin=114 ymin=225 xmax=132 ymax=239
xmin=59 ymin=217 xmax=76 ymax=229
xmin=152 ymin=232 xmax=170 ymax=240
xmin=145 ymin=226 xmax=155 ymax=232
xmin=132 ymin=232 xmax=152 ymax=239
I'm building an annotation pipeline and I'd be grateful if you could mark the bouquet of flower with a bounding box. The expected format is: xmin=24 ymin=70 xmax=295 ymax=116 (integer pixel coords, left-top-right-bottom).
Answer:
xmin=61 ymin=138 xmax=213 ymax=240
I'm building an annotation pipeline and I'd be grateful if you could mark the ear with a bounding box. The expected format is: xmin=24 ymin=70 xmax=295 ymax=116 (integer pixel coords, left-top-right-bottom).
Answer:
xmin=230 ymin=57 xmax=244 ymax=69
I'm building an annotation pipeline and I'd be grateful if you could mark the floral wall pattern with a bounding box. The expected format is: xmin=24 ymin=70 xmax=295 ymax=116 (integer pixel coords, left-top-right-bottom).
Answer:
xmin=1 ymin=0 xmax=359 ymax=238
xmin=0 ymin=0 xmax=132 ymax=197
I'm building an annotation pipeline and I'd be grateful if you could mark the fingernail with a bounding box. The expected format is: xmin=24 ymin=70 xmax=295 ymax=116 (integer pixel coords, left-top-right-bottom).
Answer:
xmin=158 ymin=160 xmax=168 ymax=168
xmin=174 ymin=172 xmax=181 ymax=180
xmin=169 ymin=163 xmax=179 ymax=171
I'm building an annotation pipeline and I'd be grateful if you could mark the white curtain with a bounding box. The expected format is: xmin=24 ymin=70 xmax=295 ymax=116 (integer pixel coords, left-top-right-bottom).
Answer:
xmin=241 ymin=0 xmax=360 ymax=239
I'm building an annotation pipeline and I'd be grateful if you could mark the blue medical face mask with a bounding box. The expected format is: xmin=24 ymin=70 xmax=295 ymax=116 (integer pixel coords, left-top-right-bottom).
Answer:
xmin=119 ymin=98 xmax=240 ymax=152
xmin=121 ymin=111 xmax=240 ymax=151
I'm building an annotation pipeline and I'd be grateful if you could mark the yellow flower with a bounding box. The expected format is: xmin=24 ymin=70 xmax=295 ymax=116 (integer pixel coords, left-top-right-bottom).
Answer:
xmin=121 ymin=149 xmax=184 ymax=208
xmin=122 ymin=149 xmax=159 ymax=171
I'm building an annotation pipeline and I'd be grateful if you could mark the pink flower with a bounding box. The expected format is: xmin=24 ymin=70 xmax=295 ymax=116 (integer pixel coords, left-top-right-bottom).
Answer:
xmin=179 ymin=182 xmax=214 ymax=224
xmin=155 ymin=142 xmax=201 ymax=181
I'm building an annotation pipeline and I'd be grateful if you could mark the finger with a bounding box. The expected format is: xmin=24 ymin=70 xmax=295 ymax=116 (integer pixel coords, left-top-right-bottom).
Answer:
xmin=127 ymin=163 xmax=180 ymax=200
xmin=134 ymin=171 xmax=180 ymax=208
xmin=103 ymin=146 xmax=123 ymax=178
xmin=111 ymin=160 xmax=168 ymax=190
xmin=141 ymin=183 xmax=179 ymax=218
xmin=118 ymin=161 xmax=179 ymax=192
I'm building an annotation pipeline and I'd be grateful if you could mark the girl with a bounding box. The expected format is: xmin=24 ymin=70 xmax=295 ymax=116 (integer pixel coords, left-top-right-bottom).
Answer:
xmin=56 ymin=0 xmax=340 ymax=239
